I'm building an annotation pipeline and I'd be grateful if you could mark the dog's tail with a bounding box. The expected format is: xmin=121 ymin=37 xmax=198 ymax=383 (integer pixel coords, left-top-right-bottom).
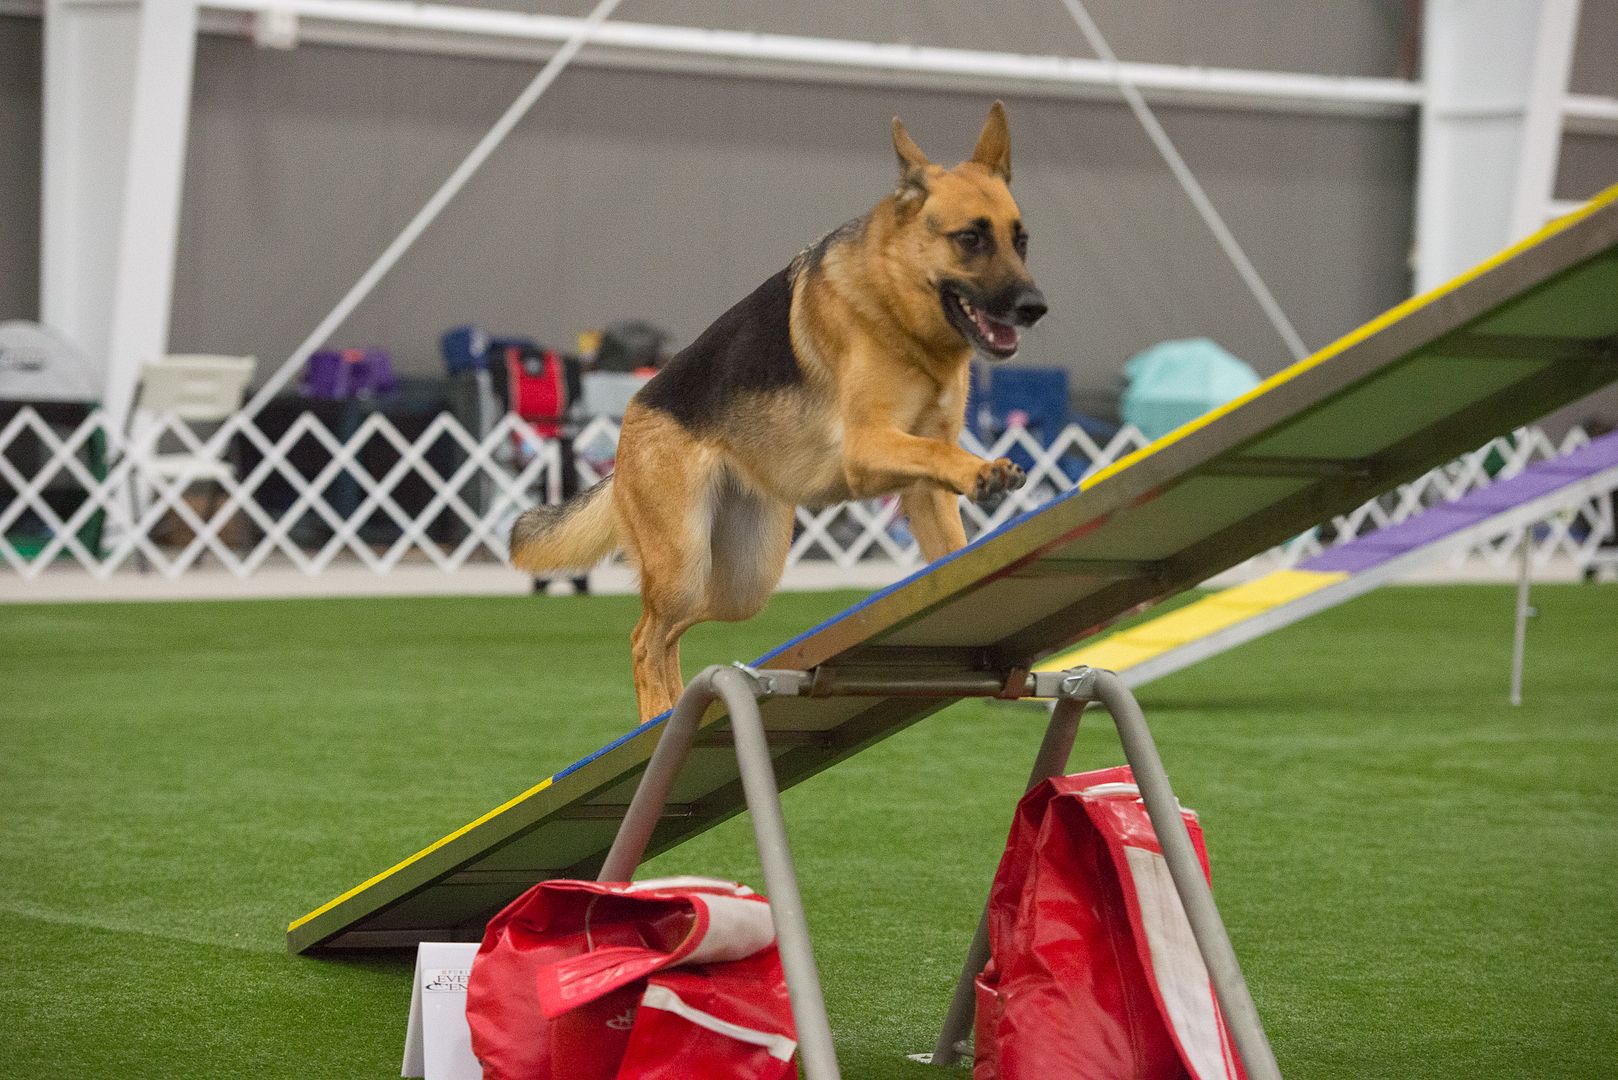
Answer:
xmin=510 ymin=477 xmax=620 ymax=574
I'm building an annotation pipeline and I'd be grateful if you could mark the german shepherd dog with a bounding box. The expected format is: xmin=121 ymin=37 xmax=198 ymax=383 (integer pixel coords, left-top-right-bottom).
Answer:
xmin=511 ymin=102 xmax=1047 ymax=722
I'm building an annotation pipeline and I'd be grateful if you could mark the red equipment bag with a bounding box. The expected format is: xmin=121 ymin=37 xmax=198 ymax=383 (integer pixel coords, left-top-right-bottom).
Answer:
xmin=466 ymin=876 xmax=796 ymax=1080
xmin=974 ymin=766 xmax=1246 ymax=1080
xmin=505 ymin=346 xmax=576 ymax=439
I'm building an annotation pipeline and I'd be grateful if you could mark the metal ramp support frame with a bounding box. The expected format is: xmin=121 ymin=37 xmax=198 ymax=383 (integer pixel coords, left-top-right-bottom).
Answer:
xmin=600 ymin=663 xmax=1281 ymax=1080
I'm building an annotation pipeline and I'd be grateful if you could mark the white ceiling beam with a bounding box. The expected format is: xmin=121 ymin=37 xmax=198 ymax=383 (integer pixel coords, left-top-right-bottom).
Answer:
xmin=7 ymin=0 xmax=1615 ymax=128
xmin=206 ymin=0 xmax=1429 ymax=119
xmin=1564 ymin=92 xmax=1618 ymax=136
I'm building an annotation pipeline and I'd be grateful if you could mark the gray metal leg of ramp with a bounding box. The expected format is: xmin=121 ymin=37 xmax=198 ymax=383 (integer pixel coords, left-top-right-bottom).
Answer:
xmin=1098 ymin=669 xmax=1281 ymax=1080
xmin=601 ymin=663 xmax=1279 ymax=1079
xmin=927 ymin=669 xmax=1282 ymax=1080
xmin=599 ymin=664 xmax=841 ymax=1080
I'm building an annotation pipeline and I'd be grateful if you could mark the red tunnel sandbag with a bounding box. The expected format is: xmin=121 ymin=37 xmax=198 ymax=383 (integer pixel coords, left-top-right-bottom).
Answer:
xmin=465 ymin=876 xmax=794 ymax=1080
xmin=974 ymin=766 xmax=1246 ymax=1080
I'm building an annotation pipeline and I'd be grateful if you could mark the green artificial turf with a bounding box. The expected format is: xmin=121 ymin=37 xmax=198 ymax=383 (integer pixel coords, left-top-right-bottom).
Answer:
xmin=1 ymin=584 xmax=1614 ymax=1077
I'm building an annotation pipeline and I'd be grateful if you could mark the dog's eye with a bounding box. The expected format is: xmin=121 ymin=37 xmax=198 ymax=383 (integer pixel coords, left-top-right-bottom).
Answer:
xmin=953 ymin=230 xmax=984 ymax=254
xmin=1013 ymin=227 xmax=1029 ymax=259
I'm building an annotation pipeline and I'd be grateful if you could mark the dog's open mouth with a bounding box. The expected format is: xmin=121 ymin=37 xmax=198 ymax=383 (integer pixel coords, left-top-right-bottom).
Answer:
xmin=941 ymin=285 xmax=1021 ymax=359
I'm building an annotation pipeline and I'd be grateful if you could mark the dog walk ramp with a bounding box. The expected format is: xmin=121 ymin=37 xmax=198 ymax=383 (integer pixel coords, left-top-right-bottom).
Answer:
xmin=1040 ymin=429 xmax=1618 ymax=687
xmin=289 ymin=184 xmax=1618 ymax=956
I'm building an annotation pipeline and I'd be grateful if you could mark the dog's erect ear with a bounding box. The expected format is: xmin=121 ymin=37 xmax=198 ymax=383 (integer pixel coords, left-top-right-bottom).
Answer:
xmin=892 ymin=116 xmax=931 ymax=176
xmin=892 ymin=116 xmax=931 ymax=205
xmin=970 ymin=100 xmax=1012 ymax=184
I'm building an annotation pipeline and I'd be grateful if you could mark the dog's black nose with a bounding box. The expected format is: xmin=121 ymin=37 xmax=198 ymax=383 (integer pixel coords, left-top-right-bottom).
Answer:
xmin=1012 ymin=287 xmax=1048 ymax=326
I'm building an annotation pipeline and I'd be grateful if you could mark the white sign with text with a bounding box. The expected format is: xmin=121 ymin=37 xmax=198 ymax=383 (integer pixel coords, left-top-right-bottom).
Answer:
xmin=402 ymin=942 xmax=482 ymax=1079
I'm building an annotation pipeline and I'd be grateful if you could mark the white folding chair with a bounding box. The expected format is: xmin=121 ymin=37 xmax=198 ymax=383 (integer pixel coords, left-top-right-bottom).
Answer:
xmin=128 ymin=355 xmax=256 ymax=556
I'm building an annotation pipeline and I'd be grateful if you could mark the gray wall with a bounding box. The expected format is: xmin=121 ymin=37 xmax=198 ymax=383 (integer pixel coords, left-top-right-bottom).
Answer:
xmin=170 ymin=37 xmax=1417 ymax=394
xmin=1572 ymin=0 xmax=1618 ymax=97
xmin=2 ymin=3 xmax=1614 ymax=419
xmin=0 ymin=17 xmax=42 ymax=323
xmin=1563 ymin=0 xmax=1618 ymax=202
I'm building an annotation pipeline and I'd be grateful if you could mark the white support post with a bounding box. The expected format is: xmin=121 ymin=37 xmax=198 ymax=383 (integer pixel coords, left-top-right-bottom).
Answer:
xmin=41 ymin=0 xmax=200 ymax=433
xmin=1414 ymin=0 xmax=1582 ymax=293
xmin=1508 ymin=2 xmax=1582 ymax=238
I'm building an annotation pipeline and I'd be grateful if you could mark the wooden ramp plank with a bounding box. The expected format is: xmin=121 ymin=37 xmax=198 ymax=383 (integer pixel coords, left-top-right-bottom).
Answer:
xmin=290 ymin=186 xmax=1618 ymax=954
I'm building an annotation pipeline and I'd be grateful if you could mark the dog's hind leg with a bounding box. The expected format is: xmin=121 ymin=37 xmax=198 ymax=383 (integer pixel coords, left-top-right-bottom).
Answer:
xmin=636 ymin=474 xmax=792 ymax=720
xmin=615 ymin=406 xmax=720 ymax=722
xmin=624 ymin=536 xmax=708 ymax=722
xmin=629 ymin=607 xmax=683 ymax=722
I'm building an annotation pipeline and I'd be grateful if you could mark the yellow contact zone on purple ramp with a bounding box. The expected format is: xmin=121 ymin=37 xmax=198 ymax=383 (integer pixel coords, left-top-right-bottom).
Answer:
xmin=1037 ymin=569 xmax=1348 ymax=673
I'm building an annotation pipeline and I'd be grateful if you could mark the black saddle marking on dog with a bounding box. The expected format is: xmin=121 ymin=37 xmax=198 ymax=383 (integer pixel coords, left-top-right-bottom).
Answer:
xmin=636 ymin=267 xmax=804 ymax=433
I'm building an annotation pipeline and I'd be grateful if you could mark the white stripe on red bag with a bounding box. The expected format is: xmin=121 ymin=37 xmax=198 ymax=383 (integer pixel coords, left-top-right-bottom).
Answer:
xmin=638 ymin=984 xmax=797 ymax=1062
xmin=623 ymin=877 xmax=756 ymax=896
xmin=1122 ymin=845 xmax=1236 ymax=1080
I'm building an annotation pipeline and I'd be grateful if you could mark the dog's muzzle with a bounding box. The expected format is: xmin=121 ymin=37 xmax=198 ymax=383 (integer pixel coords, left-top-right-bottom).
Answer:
xmin=1006 ymin=286 xmax=1048 ymax=327
xmin=943 ymin=282 xmax=1048 ymax=360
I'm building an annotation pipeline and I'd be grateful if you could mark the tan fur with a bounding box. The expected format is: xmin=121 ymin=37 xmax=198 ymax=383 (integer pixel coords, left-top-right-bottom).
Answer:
xmin=511 ymin=102 xmax=1043 ymax=722
xmin=509 ymin=477 xmax=618 ymax=574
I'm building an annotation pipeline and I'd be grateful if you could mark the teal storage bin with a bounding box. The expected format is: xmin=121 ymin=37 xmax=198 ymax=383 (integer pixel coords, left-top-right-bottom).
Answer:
xmin=1121 ymin=338 xmax=1260 ymax=440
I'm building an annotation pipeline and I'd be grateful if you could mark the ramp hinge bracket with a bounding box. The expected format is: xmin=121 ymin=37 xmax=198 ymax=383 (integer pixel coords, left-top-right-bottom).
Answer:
xmin=731 ymin=662 xmax=812 ymax=698
xmin=1030 ymin=665 xmax=1101 ymax=701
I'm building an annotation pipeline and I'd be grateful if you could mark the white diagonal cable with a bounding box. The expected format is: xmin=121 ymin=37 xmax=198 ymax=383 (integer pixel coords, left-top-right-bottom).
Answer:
xmin=1056 ymin=0 xmax=1310 ymax=362
xmin=240 ymin=0 xmax=625 ymax=418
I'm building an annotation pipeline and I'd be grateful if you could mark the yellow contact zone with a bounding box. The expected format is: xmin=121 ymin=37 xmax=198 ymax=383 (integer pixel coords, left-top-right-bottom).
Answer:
xmin=287 ymin=775 xmax=555 ymax=933
xmin=1080 ymin=182 xmax=1618 ymax=494
xmin=1037 ymin=568 xmax=1348 ymax=673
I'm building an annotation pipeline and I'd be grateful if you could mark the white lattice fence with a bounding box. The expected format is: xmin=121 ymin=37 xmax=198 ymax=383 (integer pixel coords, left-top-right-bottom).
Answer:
xmin=0 ymin=406 xmax=556 ymax=579
xmin=0 ymin=405 xmax=1610 ymax=580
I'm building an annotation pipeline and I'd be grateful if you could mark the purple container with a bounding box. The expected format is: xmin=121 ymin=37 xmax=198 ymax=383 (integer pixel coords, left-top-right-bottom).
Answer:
xmin=301 ymin=348 xmax=398 ymax=400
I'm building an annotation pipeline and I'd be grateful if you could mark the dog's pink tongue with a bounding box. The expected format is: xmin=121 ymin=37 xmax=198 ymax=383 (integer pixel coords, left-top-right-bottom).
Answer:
xmin=975 ymin=310 xmax=1020 ymax=352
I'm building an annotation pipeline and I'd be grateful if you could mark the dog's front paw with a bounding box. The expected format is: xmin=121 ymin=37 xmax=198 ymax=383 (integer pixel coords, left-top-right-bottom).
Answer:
xmin=971 ymin=458 xmax=1026 ymax=503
